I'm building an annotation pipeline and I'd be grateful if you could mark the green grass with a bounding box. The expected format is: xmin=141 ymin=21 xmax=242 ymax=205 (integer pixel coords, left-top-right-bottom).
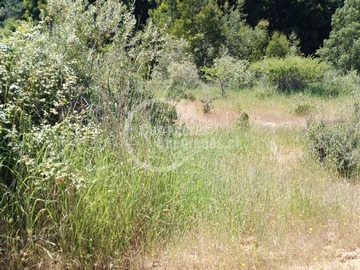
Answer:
xmin=1 ymin=88 xmax=360 ymax=269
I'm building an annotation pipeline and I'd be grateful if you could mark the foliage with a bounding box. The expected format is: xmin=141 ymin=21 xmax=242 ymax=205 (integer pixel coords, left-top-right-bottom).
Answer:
xmin=288 ymin=31 xmax=302 ymax=56
xmin=243 ymin=0 xmax=342 ymax=55
xmin=307 ymin=103 xmax=360 ymax=178
xmin=0 ymin=0 xmax=22 ymax=23
xmin=0 ymin=18 xmax=22 ymax=37
xmin=265 ymin=31 xmax=290 ymax=58
xmin=0 ymin=24 xmax=84 ymax=187
xmin=290 ymin=93 xmax=313 ymax=116
xmin=221 ymin=7 xmax=269 ymax=62
xmin=151 ymin=0 xmax=225 ymax=66
xmin=151 ymin=36 xmax=193 ymax=79
xmin=0 ymin=0 xmax=184 ymax=267
xmin=202 ymin=54 xmax=253 ymax=95
xmin=318 ymin=0 xmax=360 ymax=73
xmin=308 ymin=69 xmax=360 ymax=97
xmin=23 ymin=0 xmax=47 ymax=20
xmin=166 ymin=60 xmax=200 ymax=99
xmin=250 ymin=56 xmax=324 ymax=92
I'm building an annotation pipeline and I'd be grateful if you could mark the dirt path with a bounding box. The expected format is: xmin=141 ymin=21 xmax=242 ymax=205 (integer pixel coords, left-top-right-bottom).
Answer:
xmin=175 ymin=100 xmax=239 ymax=132
xmin=175 ymin=100 xmax=307 ymax=132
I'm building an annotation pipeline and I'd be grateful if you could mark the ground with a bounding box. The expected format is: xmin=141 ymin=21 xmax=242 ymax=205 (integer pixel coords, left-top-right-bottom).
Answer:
xmin=155 ymin=96 xmax=360 ymax=270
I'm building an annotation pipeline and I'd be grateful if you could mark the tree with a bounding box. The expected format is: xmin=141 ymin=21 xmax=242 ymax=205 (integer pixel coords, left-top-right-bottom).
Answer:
xmin=221 ymin=6 xmax=269 ymax=61
xmin=23 ymin=0 xmax=47 ymax=20
xmin=318 ymin=0 xmax=360 ymax=72
xmin=151 ymin=0 xmax=225 ymax=66
xmin=243 ymin=0 xmax=342 ymax=55
xmin=265 ymin=31 xmax=290 ymax=57
xmin=0 ymin=0 xmax=23 ymax=23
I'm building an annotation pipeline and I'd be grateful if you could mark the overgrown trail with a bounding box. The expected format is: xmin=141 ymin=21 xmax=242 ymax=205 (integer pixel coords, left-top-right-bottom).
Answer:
xmin=173 ymin=99 xmax=360 ymax=270
xmin=249 ymin=108 xmax=306 ymax=129
xmin=175 ymin=100 xmax=306 ymax=131
xmin=175 ymin=100 xmax=239 ymax=132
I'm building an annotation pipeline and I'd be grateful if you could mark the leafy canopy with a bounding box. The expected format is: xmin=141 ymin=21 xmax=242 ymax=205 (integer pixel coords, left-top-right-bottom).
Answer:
xmin=318 ymin=0 xmax=360 ymax=72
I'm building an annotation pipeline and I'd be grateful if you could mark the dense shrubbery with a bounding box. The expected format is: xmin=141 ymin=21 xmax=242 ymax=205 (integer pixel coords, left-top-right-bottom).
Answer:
xmin=0 ymin=0 xmax=185 ymax=267
xmin=308 ymin=69 xmax=360 ymax=97
xmin=0 ymin=0 xmax=182 ymax=185
xmin=307 ymin=103 xmax=360 ymax=178
xmin=250 ymin=56 xmax=324 ymax=92
xmin=165 ymin=60 xmax=200 ymax=99
xmin=0 ymin=24 xmax=84 ymax=188
xmin=2 ymin=0 xmax=360 ymax=267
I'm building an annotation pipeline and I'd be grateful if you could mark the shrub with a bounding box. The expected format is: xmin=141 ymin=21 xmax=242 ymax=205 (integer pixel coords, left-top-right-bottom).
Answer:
xmin=290 ymin=93 xmax=313 ymax=116
xmin=236 ymin=111 xmax=250 ymax=129
xmin=222 ymin=7 xmax=269 ymax=62
xmin=250 ymin=56 xmax=323 ymax=92
xmin=0 ymin=0 xmax=183 ymax=267
xmin=307 ymin=103 xmax=360 ymax=178
xmin=151 ymin=37 xmax=193 ymax=80
xmin=167 ymin=61 xmax=200 ymax=88
xmin=165 ymin=60 xmax=200 ymax=100
xmin=308 ymin=69 xmax=360 ymax=97
xmin=202 ymin=54 xmax=253 ymax=95
xmin=200 ymin=96 xmax=216 ymax=114
xmin=0 ymin=25 xmax=83 ymax=188
xmin=0 ymin=0 xmax=180 ymax=185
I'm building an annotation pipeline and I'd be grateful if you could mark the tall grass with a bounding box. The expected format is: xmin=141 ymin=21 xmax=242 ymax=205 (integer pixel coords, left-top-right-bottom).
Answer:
xmin=3 ymin=84 xmax=360 ymax=269
xmin=1 ymin=114 xmax=213 ymax=268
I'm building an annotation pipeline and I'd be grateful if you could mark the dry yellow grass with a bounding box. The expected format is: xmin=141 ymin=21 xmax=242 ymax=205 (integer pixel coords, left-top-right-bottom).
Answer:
xmin=137 ymin=92 xmax=360 ymax=270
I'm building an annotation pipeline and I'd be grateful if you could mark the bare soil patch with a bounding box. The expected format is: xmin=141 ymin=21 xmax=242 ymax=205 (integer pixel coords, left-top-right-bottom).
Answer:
xmin=175 ymin=100 xmax=239 ymax=132
xmin=175 ymin=100 xmax=307 ymax=132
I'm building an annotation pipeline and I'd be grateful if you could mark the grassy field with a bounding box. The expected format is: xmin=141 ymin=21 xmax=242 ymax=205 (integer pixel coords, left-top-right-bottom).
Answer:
xmin=141 ymin=89 xmax=360 ymax=269
xmin=2 ymin=87 xmax=360 ymax=269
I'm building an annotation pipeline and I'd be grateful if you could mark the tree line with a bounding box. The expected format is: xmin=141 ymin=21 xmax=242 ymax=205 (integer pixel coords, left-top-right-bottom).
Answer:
xmin=1 ymin=0 xmax=343 ymax=56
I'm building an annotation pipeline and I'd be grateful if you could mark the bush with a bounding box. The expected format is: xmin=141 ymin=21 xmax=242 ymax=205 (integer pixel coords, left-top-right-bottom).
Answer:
xmin=0 ymin=0 xmax=181 ymax=184
xmin=0 ymin=25 xmax=83 ymax=188
xmin=307 ymin=103 xmax=360 ymax=178
xmin=202 ymin=54 xmax=253 ymax=95
xmin=290 ymin=93 xmax=313 ymax=116
xmin=151 ymin=37 xmax=193 ymax=80
xmin=167 ymin=61 xmax=200 ymax=88
xmin=165 ymin=60 xmax=200 ymax=100
xmin=251 ymin=56 xmax=323 ymax=92
xmin=308 ymin=69 xmax=360 ymax=97
xmin=0 ymin=0 xmax=183 ymax=267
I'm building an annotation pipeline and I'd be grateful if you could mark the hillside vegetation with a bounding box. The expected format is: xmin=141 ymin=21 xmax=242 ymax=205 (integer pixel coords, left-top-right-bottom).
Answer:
xmin=1 ymin=0 xmax=360 ymax=269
